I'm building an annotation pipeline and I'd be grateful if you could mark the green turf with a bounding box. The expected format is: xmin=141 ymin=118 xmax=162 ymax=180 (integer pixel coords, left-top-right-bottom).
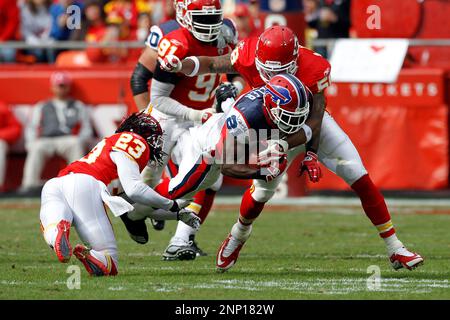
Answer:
xmin=0 ymin=198 xmax=449 ymax=300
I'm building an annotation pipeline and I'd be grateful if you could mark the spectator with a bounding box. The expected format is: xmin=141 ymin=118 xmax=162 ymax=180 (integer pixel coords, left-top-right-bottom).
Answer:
xmin=0 ymin=0 xmax=20 ymax=63
xmin=232 ymin=3 xmax=263 ymax=40
xmin=20 ymin=0 xmax=53 ymax=62
xmin=304 ymin=0 xmax=351 ymax=57
xmin=70 ymin=0 xmax=107 ymax=41
xmin=21 ymin=72 xmax=92 ymax=193
xmin=137 ymin=12 xmax=152 ymax=42
xmin=0 ymin=102 xmax=22 ymax=193
xmin=50 ymin=0 xmax=83 ymax=41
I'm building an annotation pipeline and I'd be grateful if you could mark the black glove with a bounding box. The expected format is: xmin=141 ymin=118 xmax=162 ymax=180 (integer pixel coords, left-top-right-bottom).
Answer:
xmin=215 ymin=82 xmax=238 ymax=113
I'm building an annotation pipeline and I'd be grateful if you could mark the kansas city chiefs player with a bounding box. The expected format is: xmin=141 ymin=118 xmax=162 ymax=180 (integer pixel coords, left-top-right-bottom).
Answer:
xmin=39 ymin=112 xmax=200 ymax=276
xmin=129 ymin=0 xmax=237 ymax=233
xmin=143 ymin=0 xmax=241 ymax=261
xmin=161 ymin=26 xmax=424 ymax=271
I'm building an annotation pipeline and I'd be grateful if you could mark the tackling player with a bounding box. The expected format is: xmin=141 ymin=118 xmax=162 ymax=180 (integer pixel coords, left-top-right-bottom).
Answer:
xmin=160 ymin=26 xmax=424 ymax=271
xmin=39 ymin=112 xmax=200 ymax=276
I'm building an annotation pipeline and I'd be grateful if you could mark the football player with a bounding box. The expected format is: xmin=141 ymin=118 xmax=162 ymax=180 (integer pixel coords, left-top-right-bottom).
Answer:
xmin=160 ymin=26 xmax=424 ymax=271
xmin=145 ymin=0 xmax=241 ymax=261
xmin=39 ymin=112 xmax=200 ymax=276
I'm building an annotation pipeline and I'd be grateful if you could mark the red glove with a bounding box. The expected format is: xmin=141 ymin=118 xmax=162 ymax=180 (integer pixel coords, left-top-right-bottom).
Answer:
xmin=300 ymin=151 xmax=322 ymax=183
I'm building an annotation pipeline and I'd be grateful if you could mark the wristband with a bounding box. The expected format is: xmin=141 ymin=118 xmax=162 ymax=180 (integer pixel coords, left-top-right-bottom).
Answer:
xmin=302 ymin=124 xmax=313 ymax=144
xmin=185 ymin=56 xmax=200 ymax=77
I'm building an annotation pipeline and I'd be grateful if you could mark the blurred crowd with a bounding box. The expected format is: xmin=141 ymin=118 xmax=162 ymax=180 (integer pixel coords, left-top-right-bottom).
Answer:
xmin=0 ymin=0 xmax=350 ymax=64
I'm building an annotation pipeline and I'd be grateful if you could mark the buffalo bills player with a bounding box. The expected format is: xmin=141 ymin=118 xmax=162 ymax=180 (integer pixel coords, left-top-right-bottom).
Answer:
xmin=161 ymin=26 xmax=424 ymax=272
xmin=39 ymin=112 xmax=200 ymax=276
xmin=123 ymin=74 xmax=317 ymax=263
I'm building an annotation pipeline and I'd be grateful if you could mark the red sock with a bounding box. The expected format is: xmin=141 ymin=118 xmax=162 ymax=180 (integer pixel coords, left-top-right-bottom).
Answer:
xmin=351 ymin=174 xmax=395 ymax=238
xmin=239 ymin=187 xmax=266 ymax=225
xmin=196 ymin=189 xmax=216 ymax=224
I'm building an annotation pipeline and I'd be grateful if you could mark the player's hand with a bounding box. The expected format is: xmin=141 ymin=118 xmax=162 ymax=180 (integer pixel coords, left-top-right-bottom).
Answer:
xmin=257 ymin=154 xmax=288 ymax=183
xmin=300 ymin=151 xmax=322 ymax=183
xmin=200 ymin=108 xmax=216 ymax=123
xmin=177 ymin=209 xmax=201 ymax=230
xmin=215 ymin=82 xmax=238 ymax=113
xmin=187 ymin=108 xmax=216 ymax=123
xmin=158 ymin=54 xmax=182 ymax=73
xmin=257 ymin=139 xmax=289 ymax=168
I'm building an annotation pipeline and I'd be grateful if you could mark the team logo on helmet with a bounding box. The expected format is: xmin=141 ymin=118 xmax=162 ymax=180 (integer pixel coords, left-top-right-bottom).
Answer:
xmin=264 ymin=83 xmax=292 ymax=106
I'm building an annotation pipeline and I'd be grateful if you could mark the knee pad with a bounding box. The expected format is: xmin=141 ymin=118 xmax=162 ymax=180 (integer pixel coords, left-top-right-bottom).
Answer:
xmin=251 ymin=185 xmax=276 ymax=203
xmin=335 ymin=159 xmax=368 ymax=186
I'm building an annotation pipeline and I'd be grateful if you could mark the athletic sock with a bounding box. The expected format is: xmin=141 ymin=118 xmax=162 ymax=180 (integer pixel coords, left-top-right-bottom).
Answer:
xmin=173 ymin=221 xmax=195 ymax=243
xmin=351 ymin=174 xmax=404 ymax=254
xmin=239 ymin=187 xmax=266 ymax=224
xmin=231 ymin=221 xmax=253 ymax=242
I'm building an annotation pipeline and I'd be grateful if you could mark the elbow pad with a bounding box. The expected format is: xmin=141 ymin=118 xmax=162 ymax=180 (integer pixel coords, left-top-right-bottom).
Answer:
xmin=130 ymin=62 xmax=153 ymax=96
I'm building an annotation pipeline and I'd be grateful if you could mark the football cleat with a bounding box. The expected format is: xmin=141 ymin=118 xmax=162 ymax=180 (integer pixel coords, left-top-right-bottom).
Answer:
xmin=216 ymin=234 xmax=245 ymax=273
xmin=120 ymin=213 xmax=148 ymax=244
xmin=162 ymin=238 xmax=197 ymax=261
xmin=54 ymin=220 xmax=72 ymax=263
xmin=73 ymin=244 xmax=118 ymax=276
xmin=189 ymin=235 xmax=207 ymax=257
xmin=389 ymin=247 xmax=424 ymax=270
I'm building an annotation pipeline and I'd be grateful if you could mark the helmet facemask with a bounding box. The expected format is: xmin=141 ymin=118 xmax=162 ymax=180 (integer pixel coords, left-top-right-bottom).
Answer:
xmin=255 ymin=58 xmax=298 ymax=83
xmin=267 ymin=99 xmax=309 ymax=135
xmin=185 ymin=8 xmax=223 ymax=42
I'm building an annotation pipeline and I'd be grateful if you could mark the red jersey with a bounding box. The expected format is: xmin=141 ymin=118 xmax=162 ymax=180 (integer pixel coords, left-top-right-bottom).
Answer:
xmin=231 ymin=36 xmax=331 ymax=94
xmin=155 ymin=27 xmax=235 ymax=110
xmin=58 ymin=132 xmax=150 ymax=186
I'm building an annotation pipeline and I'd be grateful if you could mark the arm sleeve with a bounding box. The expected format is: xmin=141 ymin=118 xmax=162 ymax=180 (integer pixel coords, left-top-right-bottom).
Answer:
xmin=150 ymin=78 xmax=199 ymax=120
xmin=110 ymin=150 xmax=174 ymax=210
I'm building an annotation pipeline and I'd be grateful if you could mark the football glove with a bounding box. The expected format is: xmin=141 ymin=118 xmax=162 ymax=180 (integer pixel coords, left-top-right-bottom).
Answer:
xmin=177 ymin=209 xmax=201 ymax=231
xmin=256 ymin=154 xmax=288 ymax=182
xmin=158 ymin=55 xmax=182 ymax=73
xmin=257 ymin=139 xmax=289 ymax=168
xmin=215 ymin=82 xmax=238 ymax=113
xmin=300 ymin=151 xmax=322 ymax=183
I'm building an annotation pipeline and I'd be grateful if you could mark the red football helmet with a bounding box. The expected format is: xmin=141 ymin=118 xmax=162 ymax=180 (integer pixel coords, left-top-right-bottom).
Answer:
xmin=263 ymin=74 xmax=311 ymax=134
xmin=255 ymin=26 xmax=299 ymax=83
xmin=174 ymin=0 xmax=187 ymax=28
xmin=183 ymin=0 xmax=223 ymax=42
xmin=116 ymin=111 xmax=165 ymax=165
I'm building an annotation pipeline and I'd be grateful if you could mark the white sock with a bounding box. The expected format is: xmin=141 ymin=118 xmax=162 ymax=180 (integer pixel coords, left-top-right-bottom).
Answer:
xmin=231 ymin=221 xmax=252 ymax=242
xmin=383 ymin=234 xmax=403 ymax=255
xmin=173 ymin=221 xmax=195 ymax=242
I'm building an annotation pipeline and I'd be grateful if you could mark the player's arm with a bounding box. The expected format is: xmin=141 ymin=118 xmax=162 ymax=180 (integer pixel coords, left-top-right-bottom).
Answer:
xmin=130 ymin=48 xmax=157 ymax=111
xmin=150 ymin=66 xmax=214 ymax=122
xmin=160 ymin=53 xmax=238 ymax=76
xmin=111 ymin=150 xmax=176 ymax=211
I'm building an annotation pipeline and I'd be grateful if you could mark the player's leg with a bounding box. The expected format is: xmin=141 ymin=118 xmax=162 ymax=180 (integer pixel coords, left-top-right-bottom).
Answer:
xmin=170 ymin=173 xmax=223 ymax=258
xmin=155 ymin=139 xmax=221 ymax=261
xmin=217 ymin=146 xmax=304 ymax=272
xmin=39 ymin=177 xmax=74 ymax=263
xmin=64 ymin=174 xmax=118 ymax=276
xmin=0 ymin=140 xmax=8 ymax=190
xmin=318 ymin=112 xmax=423 ymax=270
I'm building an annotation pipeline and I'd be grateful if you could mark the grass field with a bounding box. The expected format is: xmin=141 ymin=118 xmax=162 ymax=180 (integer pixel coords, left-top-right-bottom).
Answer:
xmin=0 ymin=197 xmax=449 ymax=300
